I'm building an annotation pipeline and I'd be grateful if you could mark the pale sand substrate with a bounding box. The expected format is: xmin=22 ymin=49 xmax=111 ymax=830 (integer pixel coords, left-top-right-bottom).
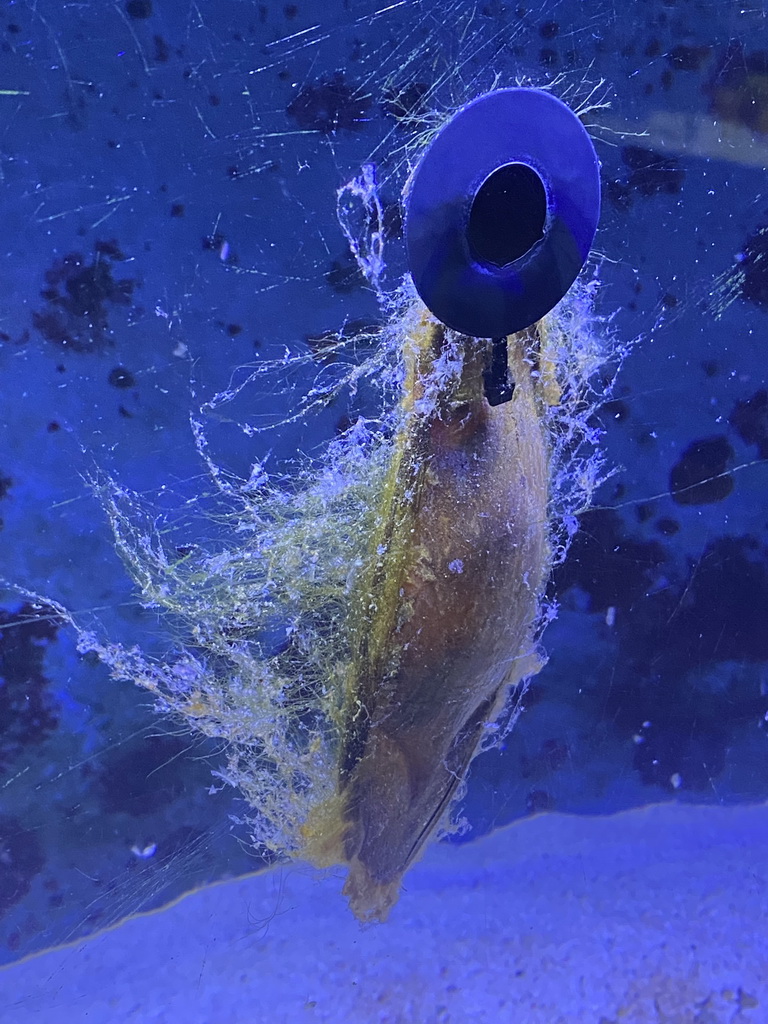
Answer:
xmin=1 ymin=802 xmax=765 ymax=1024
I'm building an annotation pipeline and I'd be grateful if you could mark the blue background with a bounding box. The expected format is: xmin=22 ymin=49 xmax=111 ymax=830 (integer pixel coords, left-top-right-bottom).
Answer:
xmin=0 ymin=0 xmax=766 ymax=963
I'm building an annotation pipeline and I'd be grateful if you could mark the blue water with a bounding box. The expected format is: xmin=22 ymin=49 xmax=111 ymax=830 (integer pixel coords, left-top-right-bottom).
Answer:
xmin=0 ymin=0 xmax=766 ymax=1018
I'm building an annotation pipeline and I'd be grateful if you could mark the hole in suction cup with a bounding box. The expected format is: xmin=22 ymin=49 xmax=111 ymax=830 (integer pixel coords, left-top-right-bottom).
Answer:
xmin=467 ymin=163 xmax=547 ymax=268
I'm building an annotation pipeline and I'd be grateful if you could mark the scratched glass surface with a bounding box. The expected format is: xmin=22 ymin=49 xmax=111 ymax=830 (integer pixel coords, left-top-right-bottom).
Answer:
xmin=0 ymin=0 xmax=766 ymax=970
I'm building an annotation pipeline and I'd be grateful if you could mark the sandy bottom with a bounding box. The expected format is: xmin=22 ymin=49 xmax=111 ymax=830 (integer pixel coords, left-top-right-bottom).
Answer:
xmin=0 ymin=801 xmax=765 ymax=1024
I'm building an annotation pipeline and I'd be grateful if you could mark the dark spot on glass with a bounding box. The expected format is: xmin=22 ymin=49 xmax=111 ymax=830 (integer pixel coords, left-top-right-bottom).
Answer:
xmin=284 ymin=4 xmax=299 ymax=18
xmin=655 ymin=517 xmax=679 ymax=536
xmin=660 ymin=68 xmax=673 ymax=90
xmin=539 ymin=47 xmax=558 ymax=67
xmin=31 ymin=242 xmax=136 ymax=353
xmin=96 ymin=239 xmax=125 ymax=260
xmin=525 ymin=789 xmax=554 ymax=814
xmin=636 ymin=428 xmax=658 ymax=447
xmin=46 ymin=421 xmax=60 ymax=433
xmin=125 ymin=0 xmax=152 ymax=19
xmin=603 ymin=398 xmax=629 ymax=422
xmin=325 ymin=250 xmax=363 ymax=293
xmin=0 ymin=475 xmax=11 ymax=500
xmin=381 ymin=82 xmax=429 ymax=123
xmin=667 ymin=44 xmax=711 ymax=71
xmin=730 ymin=389 xmax=768 ymax=458
xmin=702 ymin=359 xmax=719 ymax=377
xmin=226 ymin=323 xmax=243 ymax=337
xmin=208 ymin=93 xmax=221 ymax=107
xmin=170 ymin=203 xmax=185 ymax=217
xmin=522 ymin=738 xmax=569 ymax=779
xmin=635 ymin=502 xmax=655 ymax=523
xmin=286 ymin=72 xmax=370 ymax=134
xmin=332 ymin=414 xmax=352 ymax=436
xmin=661 ymin=292 xmax=678 ymax=308
xmin=118 ymin=405 xmax=133 ymax=418
xmin=670 ymin=435 xmax=734 ymax=505
xmin=539 ymin=20 xmax=558 ymax=38
xmin=227 ymin=165 xmax=239 ymax=179
xmin=7 ymin=23 xmax=21 ymax=33
xmin=645 ymin=37 xmax=661 ymax=58
xmin=153 ymin=34 xmax=170 ymax=62
xmin=605 ymin=178 xmax=632 ymax=211
xmin=108 ymin=366 xmax=136 ymax=389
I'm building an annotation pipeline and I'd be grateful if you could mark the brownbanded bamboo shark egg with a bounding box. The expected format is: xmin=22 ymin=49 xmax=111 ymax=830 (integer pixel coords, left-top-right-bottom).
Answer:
xmin=75 ymin=87 xmax=615 ymax=924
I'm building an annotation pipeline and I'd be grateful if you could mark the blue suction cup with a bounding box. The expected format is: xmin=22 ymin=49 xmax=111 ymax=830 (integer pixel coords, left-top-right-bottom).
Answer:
xmin=404 ymin=88 xmax=601 ymax=338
